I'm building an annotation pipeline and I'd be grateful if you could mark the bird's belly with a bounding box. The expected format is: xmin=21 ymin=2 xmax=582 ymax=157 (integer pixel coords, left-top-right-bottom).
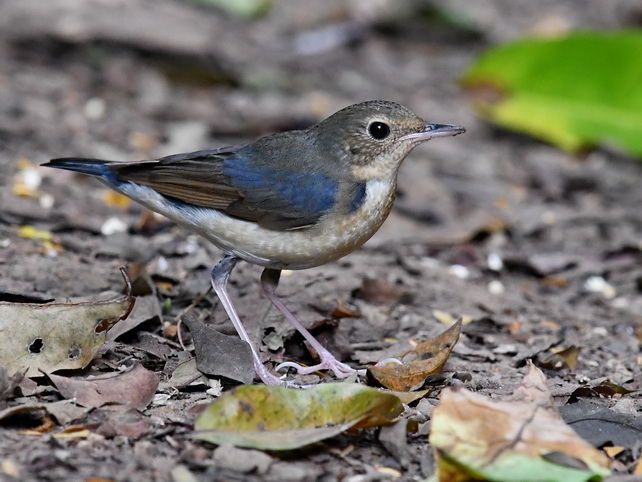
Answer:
xmin=118 ymin=179 xmax=395 ymax=270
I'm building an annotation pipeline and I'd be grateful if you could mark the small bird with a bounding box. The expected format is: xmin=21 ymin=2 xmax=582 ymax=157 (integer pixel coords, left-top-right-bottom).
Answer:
xmin=43 ymin=100 xmax=465 ymax=386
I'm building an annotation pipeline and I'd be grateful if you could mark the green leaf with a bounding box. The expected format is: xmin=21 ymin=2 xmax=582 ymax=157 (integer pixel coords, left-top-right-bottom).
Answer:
xmin=462 ymin=31 xmax=642 ymax=158
xmin=189 ymin=0 xmax=272 ymax=17
xmin=434 ymin=451 xmax=610 ymax=482
xmin=194 ymin=383 xmax=403 ymax=450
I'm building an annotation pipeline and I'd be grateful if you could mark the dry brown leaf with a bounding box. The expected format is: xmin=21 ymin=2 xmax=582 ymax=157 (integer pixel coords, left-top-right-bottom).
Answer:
xmin=356 ymin=277 xmax=413 ymax=304
xmin=48 ymin=363 xmax=159 ymax=410
xmin=368 ymin=319 xmax=462 ymax=391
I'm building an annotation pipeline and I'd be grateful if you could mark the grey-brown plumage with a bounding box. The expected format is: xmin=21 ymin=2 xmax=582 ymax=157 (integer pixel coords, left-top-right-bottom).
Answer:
xmin=43 ymin=100 xmax=465 ymax=387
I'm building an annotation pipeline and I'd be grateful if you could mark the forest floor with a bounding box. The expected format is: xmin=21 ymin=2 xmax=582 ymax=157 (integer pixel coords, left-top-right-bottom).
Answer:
xmin=0 ymin=0 xmax=640 ymax=480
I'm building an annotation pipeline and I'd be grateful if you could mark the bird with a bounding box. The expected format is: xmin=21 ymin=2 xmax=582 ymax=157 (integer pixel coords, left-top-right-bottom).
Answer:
xmin=43 ymin=100 xmax=465 ymax=387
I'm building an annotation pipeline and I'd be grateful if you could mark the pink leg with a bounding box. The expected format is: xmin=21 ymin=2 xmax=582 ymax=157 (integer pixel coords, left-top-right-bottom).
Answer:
xmin=211 ymin=256 xmax=302 ymax=387
xmin=260 ymin=269 xmax=365 ymax=378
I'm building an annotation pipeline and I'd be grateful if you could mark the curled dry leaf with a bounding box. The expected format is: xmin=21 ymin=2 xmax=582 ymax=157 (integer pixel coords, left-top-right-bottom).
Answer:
xmin=195 ymin=383 xmax=403 ymax=450
xmin=430 ymin=362 xmax=611 ymax=481
xmin=368 ymin=319 xmax=462 ymax=391
xmin=0 ymin=268 xmax=134 ymax=376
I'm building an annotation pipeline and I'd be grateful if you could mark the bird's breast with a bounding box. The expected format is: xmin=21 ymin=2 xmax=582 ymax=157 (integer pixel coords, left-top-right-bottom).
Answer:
xmin=118 ymin=178 xmax=396 ymax=270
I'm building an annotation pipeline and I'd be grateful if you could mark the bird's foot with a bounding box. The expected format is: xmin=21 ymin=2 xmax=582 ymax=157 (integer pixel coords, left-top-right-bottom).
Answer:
xmin=275 ymin=353 xmax=366 ymax=379
xmin=253 ymin=360 xmax=316 ymax=388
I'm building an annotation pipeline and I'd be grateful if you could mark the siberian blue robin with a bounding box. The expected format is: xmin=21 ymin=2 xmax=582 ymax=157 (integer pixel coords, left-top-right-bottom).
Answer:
xmin=43 ymin=100 xmax=465 ymax=387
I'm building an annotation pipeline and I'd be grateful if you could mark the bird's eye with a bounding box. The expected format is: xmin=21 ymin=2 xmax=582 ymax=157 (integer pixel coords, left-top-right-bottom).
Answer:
xmin=367 ymin=121 xmax=391 ymax=140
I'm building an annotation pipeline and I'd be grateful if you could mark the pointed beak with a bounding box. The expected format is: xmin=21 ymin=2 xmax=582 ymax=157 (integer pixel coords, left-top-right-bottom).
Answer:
xmin=402 ymin=123 xmax=466 ymax=142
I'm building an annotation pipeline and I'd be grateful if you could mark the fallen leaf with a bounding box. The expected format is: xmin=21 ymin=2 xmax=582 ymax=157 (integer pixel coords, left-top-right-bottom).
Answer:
xmin=166 ymin=357 xmax=209 ymax=389
xmin=194 ymin=383 xmax=403 ymax=450
xmin=382 ymin=388 xmax=431 ymax=405
xmin=48 ymin=363 xmax=159 ymax=410
xmin=106 ymin=293 xmax=162 ymax=341
xmin=99 ymin=410 xmax=154 ymax=438
xmin=354 ymin=277 xmax=413 ymax=304
xmin=193 ymin=0 xmax=273 ymax=18
xmin=539 ymin=345 xmax=579 ymax=370
xmin=603 ymin=446 xmax=625 ymax=458
xmin=559 ymin=400 xmax=642 ymax=448
xmin=0 ymin=400 xmax=87 ymax=428
xmin=0 ymin=268 xmax=134 ymax=376
xmin=16 ymin=225 xmax=52 ymax=241
xmin=181 ymin=314 xmax=254 ymax=384
xmin=102 ymin=190 xmax=131 ymax=209
xmin=16 ymin=226 xmax=63 ymax=255
xmin=430 ymin=362 xmax=611 ymax=481
xmin=0 ymin=290 xmax=53 ymax=304
xmin=330 ymin=300 xmax=361 ymax=319
xmin=368 ymin=319 xmax=462 ymax=391
xmin=0 ymin=367 xmax=24 ymax=401
xmin=53 ymin=427 xmax=91 ymax=439
xmin=568 ymin=380 xmax=636 ymax=404
xmin=379 ymin=420 xmax=411 ymax=468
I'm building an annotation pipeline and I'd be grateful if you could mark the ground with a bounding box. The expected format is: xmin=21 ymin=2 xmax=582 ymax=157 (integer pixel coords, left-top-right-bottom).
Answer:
xmin=0 ymin=0 xmax=640 ymax=481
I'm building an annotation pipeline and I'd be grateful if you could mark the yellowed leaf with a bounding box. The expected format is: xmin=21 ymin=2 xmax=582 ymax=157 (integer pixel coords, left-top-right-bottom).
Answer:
xmin=430 ymin=362 xmax=611 ymax=481
xmin=0 ymin=269 xmax=134 ymax=376
xmin=102 ymin=191 xmax=131 ymax=209
xmin=17 ymin=225 xmax=52 ymax=241
xmin=195 ymin=383 xmax=402 ymax=450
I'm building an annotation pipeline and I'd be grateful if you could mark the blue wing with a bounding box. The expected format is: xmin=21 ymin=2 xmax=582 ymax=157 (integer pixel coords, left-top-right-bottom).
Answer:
xmin=221 ymin=157 xmax=338 ymax=228
xmin=47 ymin=146 xmax=349 ymax=231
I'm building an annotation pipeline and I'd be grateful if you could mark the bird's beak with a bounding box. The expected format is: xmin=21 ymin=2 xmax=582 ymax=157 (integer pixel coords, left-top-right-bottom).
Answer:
xmin=402 ymin=123 xmax=466 ymax=142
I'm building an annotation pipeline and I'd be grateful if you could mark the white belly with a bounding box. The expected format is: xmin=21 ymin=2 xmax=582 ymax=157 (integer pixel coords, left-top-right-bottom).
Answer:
xmin=117 ymin=179 xmax=395 ymax=270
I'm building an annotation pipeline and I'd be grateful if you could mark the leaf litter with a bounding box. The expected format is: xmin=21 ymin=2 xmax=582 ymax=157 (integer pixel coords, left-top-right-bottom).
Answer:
xmin=0 ymin=1 xmax=641 ymax=480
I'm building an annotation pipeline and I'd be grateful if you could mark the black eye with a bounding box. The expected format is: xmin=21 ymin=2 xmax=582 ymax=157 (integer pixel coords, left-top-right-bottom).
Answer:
xmin=368 ymin=121 xmax=391 ymax=140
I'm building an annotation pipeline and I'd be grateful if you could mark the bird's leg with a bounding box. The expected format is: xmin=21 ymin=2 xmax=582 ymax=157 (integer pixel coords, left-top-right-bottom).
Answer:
xmin=210 ymin=255 xmax=290 ymax=386
xmin=260 ymin=268 xmax=365 ymax=378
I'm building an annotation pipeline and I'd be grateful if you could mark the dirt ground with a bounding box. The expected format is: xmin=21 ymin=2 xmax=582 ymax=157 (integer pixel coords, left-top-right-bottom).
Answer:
xmin=0 ymin=0 xmax=641 ymax=480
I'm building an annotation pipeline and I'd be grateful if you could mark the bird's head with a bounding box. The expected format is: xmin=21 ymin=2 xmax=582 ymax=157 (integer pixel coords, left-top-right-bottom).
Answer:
xmin=315 ymin=100 xmax=465 ymax=181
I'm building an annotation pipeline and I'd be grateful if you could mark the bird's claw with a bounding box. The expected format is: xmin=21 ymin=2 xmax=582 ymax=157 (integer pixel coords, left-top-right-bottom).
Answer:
xmin=275 ymin=359 xmax=366 ymax=379
xmin=252 ymin=360 xmax=315 ymax=388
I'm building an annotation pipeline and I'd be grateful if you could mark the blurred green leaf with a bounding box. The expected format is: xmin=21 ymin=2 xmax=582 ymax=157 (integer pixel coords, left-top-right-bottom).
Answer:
xmin=432 ymin=451 xmax=610 ymax=482
xmin=194 ymin=383 xmax=403 ymax=450
xmin=462 ymin=31 xmax=642 ymax=158
xmin=189 ymin=0 xmax=272 ymax=17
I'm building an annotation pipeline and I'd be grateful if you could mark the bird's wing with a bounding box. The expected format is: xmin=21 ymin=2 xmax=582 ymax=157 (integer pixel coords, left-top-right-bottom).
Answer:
xmin=110 ymin=146 xmax=340 ymax=230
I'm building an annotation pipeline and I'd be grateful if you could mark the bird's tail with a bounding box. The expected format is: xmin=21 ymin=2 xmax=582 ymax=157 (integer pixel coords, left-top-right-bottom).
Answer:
xmin=42 ymin=158 xmax=114 ymax=178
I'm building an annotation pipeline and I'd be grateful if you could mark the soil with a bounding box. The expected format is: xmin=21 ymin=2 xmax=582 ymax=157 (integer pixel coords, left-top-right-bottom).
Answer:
xmin=0 ymin=1 xmax=640 ymax=481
